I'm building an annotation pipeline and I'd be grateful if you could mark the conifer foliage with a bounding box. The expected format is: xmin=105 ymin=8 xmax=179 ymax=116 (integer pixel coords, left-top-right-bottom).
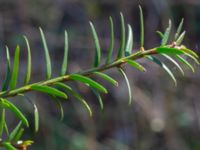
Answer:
xmin=0 ymin=6 xmax=199 ymax=149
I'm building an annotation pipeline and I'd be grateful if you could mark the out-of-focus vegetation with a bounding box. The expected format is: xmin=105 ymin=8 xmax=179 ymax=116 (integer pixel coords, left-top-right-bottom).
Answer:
xmin=0 ymin=0 xmax=200 ymax=150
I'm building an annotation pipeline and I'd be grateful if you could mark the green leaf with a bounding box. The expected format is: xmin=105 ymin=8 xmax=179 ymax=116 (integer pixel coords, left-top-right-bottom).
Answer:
xmin=118 ymin=68 xmax=132 ymax=105
xmin=161 ymin=20 xmax=172 ymax=46
xmin=125 ymin=59 xmax=146 ymax=72
xmin=4 ymin=122 xmax=9 ymax=136
xmin=125 ymin=24 xmax=133 ymax=56
xmin=10 ymin=45 xmax=20 ymax=90
xmin=33 ymin=104 xmax=39 ymax=132
xmin=70 ymin=74 xmax=108 ymax=93
xmin=54 ymin=83 xmax=92 ymax=116
xmin=79 ymin=99 xmax=93 ymax=117
xmin=184 ymin=53 xmax=200 ymax=65
xmin=53 ymin=98 xmax=64 ymax=121
xmin=156 ymin=47 xmax=184 ymax=55
xmin=21 ymin=140 xmax=34 ymax=147
xmin=139 ymin=5 xmax=144 ymax=47
xmin=94 ymin=72 xmax=118 ymax=86
xmin=61 ymin=30 xmax=69 ymax=75
xmin=89 ymin=22 xmax=101 ymax=67
xmin=39 ymin=27 xmax=52 ymax=79
xmin=23 ymin=36 xmax=32 ymax=85
xmin=0 ymin=98 xmax=29 ymax=127
xmin=181 ymin=47 xmax=199 ymax=58
xmin=45 ymin=94 xmax=64 ymax=121
xmin=105 ymin=16 xmax=114 ymax=64
xmin=17 ymin=94 xmax=39 ymax=133
xmin=91 ymin=88 xmax=103 ymax=110
xmin=176 ymin=31 xmax=186 ymax=46
xmin=2 ymin=142 xmax=16 ymax=150
xmin=117 ymin=12 xmax=126 ymax=58
xmin=175 ymin=18 xmax=184 ymax=40
xmin=8 ymin=121 xmax=22 ymax=142
xmin=156 ymin=31 xmax=164 ymax=39
xmin=147 ymin=56 xmax=177 ymax=86
xmin=0 ymin=109 xmax=5 ymax=136
xmin=162 ymin=54 xmax=184 ymax=75
xmin=2 ymin=46 xmax=11 ymax=91
xmin=31 ymin=85 xmax=68 ymax=99
xmin=175 ymin=55 xmax=195 ymax=72
xmin=11 ymin=128 xmax=24 ymax=143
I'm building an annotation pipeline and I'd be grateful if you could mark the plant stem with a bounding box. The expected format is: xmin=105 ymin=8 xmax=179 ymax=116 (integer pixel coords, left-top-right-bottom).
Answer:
xmin=0 ymin=48 xmax=157 ymax=98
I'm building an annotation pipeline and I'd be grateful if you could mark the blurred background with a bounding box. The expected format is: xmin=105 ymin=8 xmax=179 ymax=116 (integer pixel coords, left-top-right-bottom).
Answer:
xmin=0 ymin=0 xmax=200 ymax=150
